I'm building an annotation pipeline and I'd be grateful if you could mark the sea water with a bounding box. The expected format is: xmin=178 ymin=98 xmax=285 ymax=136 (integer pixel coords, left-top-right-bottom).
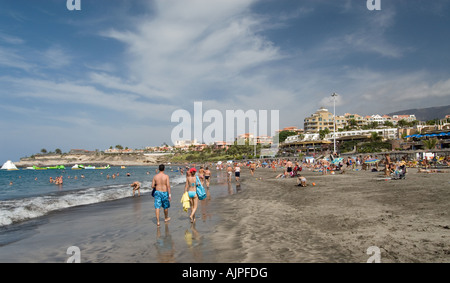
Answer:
xmin=0 ymin=166 xmax=242 ymax=262
xmin=0 ymin=166 xmax=186 ymax=227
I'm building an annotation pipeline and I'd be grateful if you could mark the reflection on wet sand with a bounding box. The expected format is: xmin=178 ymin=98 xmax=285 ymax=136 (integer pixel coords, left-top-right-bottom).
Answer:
xmin=200 ymin=189 xmax=212 ymax=222
xmin=184 ymin=222 xmax=203 ymax=262
xmin=155 ymin=223 xmax=175 ymax=263
xmin=227 ymin=182 xmax=242 ymax=195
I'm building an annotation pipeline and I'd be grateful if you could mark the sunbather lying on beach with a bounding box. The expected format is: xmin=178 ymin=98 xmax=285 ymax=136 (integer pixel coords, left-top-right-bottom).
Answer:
xmin=417 ymin=168 xmax=449 ymax=173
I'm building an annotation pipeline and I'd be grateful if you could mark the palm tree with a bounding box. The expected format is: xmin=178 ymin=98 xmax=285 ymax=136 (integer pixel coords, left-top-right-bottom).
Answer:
xmin=348 ymin=118 xmax=358 ymax=129
xmin=423 ymin=138 xmax=438 ymax=150
xmin=370 ymin=132 xmax=382 ymax=142
xmin=319 ymin=128 xmax=330 ymax=140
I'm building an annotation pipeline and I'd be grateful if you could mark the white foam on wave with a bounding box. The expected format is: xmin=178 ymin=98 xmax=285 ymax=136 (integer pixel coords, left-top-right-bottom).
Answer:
xmin=171 ymin=174 xmax=186 ymax=186
xmin=0 ymin=173 xmax=186 ymax=227
xmin=0 ymin=185 xmax=152 ymax=227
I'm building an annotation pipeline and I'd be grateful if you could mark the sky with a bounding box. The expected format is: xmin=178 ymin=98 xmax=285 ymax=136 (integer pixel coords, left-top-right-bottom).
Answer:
xmin=1 ymin=0 xmax=450 ymax=162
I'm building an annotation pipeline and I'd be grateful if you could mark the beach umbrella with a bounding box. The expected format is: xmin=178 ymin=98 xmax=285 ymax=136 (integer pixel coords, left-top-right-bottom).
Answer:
xmin=405 ymin=135 xmax=411 ymax=138
xmin=262 ymin=162 xmax=268 ymax=165
xmin=364 ymin=158 xmax=379 ymax=164
xmin=438 ymin=133 xmax=446 ymax=137
xmin=331 ymin=158 xmax=343 ymax=165
xmin=430 ymin=134 xmax=438 ymax=137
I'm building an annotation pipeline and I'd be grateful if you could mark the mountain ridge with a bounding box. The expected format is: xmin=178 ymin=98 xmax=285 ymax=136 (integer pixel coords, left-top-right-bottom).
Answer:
xmin=387 ymin=105 xmax=450 ymax=121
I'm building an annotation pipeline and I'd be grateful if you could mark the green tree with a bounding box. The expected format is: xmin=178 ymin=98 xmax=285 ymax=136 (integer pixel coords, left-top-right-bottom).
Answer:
xmin=319 ymin=128 xmax=330 ymax=140
xmin=426 ymin=119 xmax=439 ymax=125
xmin=370 ymin=132 xmax=383 ymax=142
xmin=115 ymin=145 xmax=123 ymax=150
xmin=423 ymin=138 xmax=438 ymax=150
xmin=348 ymin=118 xmax=358 ymax=129
xmin=41 ymin=148 xmax=47 ymax=154
xmin=384 ymin=121 xmax=394 ymax=128
xmin=397 ymin=119 xmax=409 ymax=128
xmin=55 ymin=148 xmax=62 ymax=154
xmin=276 ymin=130 xmax=298 ymax=143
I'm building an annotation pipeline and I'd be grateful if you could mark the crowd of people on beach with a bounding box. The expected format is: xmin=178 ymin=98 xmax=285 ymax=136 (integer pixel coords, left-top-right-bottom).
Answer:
xmin=123 ymin=151 xmax=450 ymax=226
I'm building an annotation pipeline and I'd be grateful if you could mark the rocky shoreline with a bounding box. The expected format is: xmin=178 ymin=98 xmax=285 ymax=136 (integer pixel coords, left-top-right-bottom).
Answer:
xmin=14 ymin=153 xmax=172 ymax=168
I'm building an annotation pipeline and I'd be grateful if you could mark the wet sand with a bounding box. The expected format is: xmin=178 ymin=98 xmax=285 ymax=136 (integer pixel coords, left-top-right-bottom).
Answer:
xmin=209 ymin=167 xmax=450 ymax=263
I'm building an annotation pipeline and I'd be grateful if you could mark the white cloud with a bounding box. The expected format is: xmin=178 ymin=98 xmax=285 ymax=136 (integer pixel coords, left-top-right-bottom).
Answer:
xmin=0 ymin=46 xmax=34 ymax=71
xmin=0 ymin=32 xmax=25 ymax=45
xmin=40 ymin=45 xmax=72 ymax=69
xmin=0 ymin=76 xmax=177 ymax=122
xmin=101 ymin=0 xmax=282 ymax=104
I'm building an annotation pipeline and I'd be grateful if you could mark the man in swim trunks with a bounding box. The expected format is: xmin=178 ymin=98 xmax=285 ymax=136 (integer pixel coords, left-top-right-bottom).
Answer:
xmin=249 ymin=162 xmax=256 ymax=176
xmin=204 ymin=167 xmax=211 ymax=188
xmin=286 ymin=159 xmax=293 ymax=173
xmin=234 ymin=163 xmax=241 ymax=183
xmin=151 ymin=164 xmax=171 ymax=226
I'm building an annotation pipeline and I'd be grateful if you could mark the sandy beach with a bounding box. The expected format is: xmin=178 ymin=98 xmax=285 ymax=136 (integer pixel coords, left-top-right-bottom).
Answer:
xmin=210 ymin=167 xmax=450 ymax=263
xmin=1 ymin=166 xmax=449 ymax=263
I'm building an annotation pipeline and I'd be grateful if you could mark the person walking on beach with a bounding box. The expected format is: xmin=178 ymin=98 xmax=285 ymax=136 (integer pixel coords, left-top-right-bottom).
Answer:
xmin=151 ymin=164 xmax=171 ymax=226
xmin=234 ymin=163 xmax=241 ymax=183
xmin=286 ymin=159 xmax=293 ymax=174
xmin=198 ymin=166 xmax=205 ymax=186
xmin=249 ymin=162 xmax=256 ymax=176
xmin=384 ymin=154 xmax=392 ymax=176
xmin=131 ymin=181 xmax=141 ymax=197
xmin=204 ymin=167 xmax=211 ymax=188
xmin=226 ymin=165 xmax=233 ymax=182
xmin=185 ymin=168 xmax=199 ymax=223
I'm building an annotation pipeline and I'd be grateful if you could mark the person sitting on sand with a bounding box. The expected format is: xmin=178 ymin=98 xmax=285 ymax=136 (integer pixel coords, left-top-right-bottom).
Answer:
xmin=131 ymin=181 xmax=141 ymax=197
xmin=297 ymin=175 xmax=307 ymax=187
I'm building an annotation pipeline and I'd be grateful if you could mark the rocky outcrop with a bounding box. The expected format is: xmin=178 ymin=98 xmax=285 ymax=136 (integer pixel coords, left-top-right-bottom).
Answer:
xmin=14 ymin=153 xmax=172 ymax=168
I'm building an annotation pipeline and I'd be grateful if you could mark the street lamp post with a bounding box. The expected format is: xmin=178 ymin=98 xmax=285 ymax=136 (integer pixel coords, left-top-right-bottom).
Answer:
xmin=331 ymin=92 xmax=338 ymax=155
xmin=254 ymin=120 xmax=257 ymax=159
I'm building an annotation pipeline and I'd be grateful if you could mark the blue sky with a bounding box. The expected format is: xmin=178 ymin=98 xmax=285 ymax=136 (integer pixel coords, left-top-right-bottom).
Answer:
xmin=1 ymin=0 xmax=450 ymax=162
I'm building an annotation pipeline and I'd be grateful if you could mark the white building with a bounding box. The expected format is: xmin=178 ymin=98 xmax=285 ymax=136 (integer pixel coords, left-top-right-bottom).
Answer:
xmin=174 ymin=139 xmax=199 ymax=147
xmin=283 ymin=133 xmax=321 ymax=144
xmin=326 ymin=128 xmax=398 ymax=141
xmin=365 ymin=114 xmax=391 ymax=124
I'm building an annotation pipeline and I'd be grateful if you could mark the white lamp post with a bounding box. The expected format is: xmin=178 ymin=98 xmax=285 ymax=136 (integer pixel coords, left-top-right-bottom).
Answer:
xmin=331 ymin=92 xmax=338 ymax=155
xmin=254 ymin=120 xmax=257 ymax=158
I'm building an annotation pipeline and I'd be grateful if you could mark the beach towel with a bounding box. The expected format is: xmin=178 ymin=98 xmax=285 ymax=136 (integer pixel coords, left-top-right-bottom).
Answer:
xmin=181 ymin=192 xmax=190 ymax=212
